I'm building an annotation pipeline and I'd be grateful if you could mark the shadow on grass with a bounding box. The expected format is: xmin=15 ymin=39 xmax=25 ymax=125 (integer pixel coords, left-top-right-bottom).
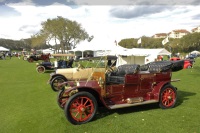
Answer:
xmin=94 ymin=90 xmax=196 ymax=121
xmin=176 ymin=90 xmax=196 ymax=106
xmin=44 ymin=70 xmax=55 ymax=73
xmin=95 ymin=103 xmax=160 ymax=122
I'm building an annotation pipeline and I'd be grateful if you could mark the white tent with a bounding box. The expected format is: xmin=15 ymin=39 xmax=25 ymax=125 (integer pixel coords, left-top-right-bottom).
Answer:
xmin=190 ymin=50 xmax=200 ymax=55
xmin=69 ymin=39 xmax=171 ymax=65
xmin=144 ymin=48 xmax=171 ymax=64
xmin=42 ymin=48 xmax=55 ymax=54
xmin=115 ymin=48 xmax=171 ymax=66
xmin=0 ymin=46 xmax=9 ymax=51
xmin=114 ymin=48 xmax=149 ymax=66
xmin=69 ymin=39 xmax=127 ymax=58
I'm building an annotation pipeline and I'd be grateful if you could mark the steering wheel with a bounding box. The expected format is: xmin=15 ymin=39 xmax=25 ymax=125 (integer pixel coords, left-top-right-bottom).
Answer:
xmin=106 ymin=66 xmax=114 ymax=74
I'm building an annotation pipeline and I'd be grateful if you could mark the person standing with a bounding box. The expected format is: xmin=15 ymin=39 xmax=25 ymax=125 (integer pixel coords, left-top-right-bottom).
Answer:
xmin=8 ymin=51 xmax=12 ymax=59
xmin=2 ymin=52 xmax=6 ymax=60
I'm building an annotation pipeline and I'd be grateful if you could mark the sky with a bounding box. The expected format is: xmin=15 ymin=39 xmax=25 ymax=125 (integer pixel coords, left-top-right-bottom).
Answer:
xmin=0 ymin=0 xmax=200 ymax=44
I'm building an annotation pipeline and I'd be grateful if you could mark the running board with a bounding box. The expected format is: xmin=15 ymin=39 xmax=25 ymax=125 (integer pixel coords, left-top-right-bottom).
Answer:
xmin=171 ymin=79 xmax=180 ymax=82
xmin=108 ymin=100 xmax=158 ymax=109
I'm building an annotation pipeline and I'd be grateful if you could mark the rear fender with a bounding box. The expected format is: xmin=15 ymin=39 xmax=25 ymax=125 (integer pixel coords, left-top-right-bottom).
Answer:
xmin=152 ymin=81 xmax=171 ymax=100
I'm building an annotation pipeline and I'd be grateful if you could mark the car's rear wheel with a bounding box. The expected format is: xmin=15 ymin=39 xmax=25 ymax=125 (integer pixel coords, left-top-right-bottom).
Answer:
xmin=50 ymin=76 xmax=67 ymax=91
xmin=28 ymin=58 xmax=34 ymax=63
xmin=159 ymin=84 xmax=177 ymax=109
xmin=23 ymin=56 xmax=27 ymax=60
xmin=36 ymin=66 xmax=45 ymax=73
xmin=187 ymin=65 xmax=192 ymax=69
xmin=64 ymin=92 xmax=98 ymax=125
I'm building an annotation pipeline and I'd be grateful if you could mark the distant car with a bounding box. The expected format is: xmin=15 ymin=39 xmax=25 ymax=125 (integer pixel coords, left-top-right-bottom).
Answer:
xmin=36 ymin=54 xmax=75 ymax=73
xmin=170 ymin=57 xmax=181 ymax=61
xmin=183 ymin=59 xmax=193 ymax=69
xmin=27 ymin=53 xmax=50 ymax=62
xmin=186 ymin=56 xmax=195 ymax=60
xmin=36 ymin=59 xmax=74 ymax=73
xmin=170 ymin=57 xmax=192 ymax=69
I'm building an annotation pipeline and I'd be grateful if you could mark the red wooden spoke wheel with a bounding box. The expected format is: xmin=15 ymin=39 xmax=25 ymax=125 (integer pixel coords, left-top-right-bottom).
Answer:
xmin=57 ymin=90 xmax=68 ymax=109
xmin=64 ymin=92 xmax=97 ymax=125
xmin=159 ymin=84 xmax=177 ymax=109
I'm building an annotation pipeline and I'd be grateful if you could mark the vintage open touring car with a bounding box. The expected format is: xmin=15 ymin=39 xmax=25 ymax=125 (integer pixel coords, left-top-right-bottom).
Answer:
xmin=27 ymin=53 xmax=51 ymax=63
xmin=36 ymin=54 xmax=75 ymax=73
xmin=55 ymin=56 xmax=184 ymax=125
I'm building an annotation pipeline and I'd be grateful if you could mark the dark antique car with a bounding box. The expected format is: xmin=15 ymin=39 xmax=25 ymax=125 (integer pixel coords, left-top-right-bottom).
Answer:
xmin=56 ymin=56 xmax=184 ymax=125
xmin=36 ymin=54 xmax=75 ymax=73
xmin=170 ymin=57 xmax=193 ymax=69
xmin=27 ymin=53 xmax=51 ymax=62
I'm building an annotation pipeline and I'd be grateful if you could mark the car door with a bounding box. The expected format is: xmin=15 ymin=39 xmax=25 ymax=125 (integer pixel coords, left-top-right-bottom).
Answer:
xmin=123 ymin=74 xmax=140 ymax=98
xmin=139 ymin=73 xmax=155 ymax=94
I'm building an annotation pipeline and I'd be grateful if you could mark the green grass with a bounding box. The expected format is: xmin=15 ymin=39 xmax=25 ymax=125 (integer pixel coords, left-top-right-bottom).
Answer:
xmin=0 ymin=57 xmax=200 ymax=133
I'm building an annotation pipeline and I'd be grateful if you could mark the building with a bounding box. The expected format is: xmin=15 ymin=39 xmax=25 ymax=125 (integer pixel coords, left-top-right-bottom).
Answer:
xmin=191 ymin=26 xmax=200 ymax=33
xmin=152 ymin=33 xmax=167 ymax=38
xmin=168 ymin=29 xmax=190 ymax=38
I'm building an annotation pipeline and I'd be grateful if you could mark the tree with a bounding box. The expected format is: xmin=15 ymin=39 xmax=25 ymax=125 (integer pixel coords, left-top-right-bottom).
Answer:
xmin=31 ymin=16 xmax=90 ymax=53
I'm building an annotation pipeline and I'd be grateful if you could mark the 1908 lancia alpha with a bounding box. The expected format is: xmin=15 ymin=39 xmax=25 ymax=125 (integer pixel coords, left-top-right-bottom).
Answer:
xmin=56 ymin=56 xmax=184 ymax=125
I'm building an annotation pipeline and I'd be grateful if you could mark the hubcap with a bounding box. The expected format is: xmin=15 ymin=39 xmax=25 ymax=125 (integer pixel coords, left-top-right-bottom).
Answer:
xmin=70 ymin=97 xmax=94 ymax=122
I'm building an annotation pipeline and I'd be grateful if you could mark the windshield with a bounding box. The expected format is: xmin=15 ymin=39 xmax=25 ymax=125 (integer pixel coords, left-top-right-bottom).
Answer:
xmin=74 ymin=56 xmax=117 ymax=68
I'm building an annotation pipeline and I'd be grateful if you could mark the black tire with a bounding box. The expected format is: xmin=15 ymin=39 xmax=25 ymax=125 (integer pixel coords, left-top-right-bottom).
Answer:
xmin=64 ymin=92 xmax=98 ymax=125
xmin=159 ymin=84 xmax=177 ymax=109
xmin=57 ymin=89 xmax=68 ymax=109
xmin=28 ymin=58 xmax=34 ymax=63
xmin=187 ymin=65 xmax=192 ymax=69
xmin=36 ymin=66 xmax=45 ymax=73
xmin=50 ymin=76 xmax=67 ymax=91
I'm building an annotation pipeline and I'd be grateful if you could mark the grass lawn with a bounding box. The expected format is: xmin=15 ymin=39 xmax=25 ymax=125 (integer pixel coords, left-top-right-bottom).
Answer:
xmin=0 ymin=56 xmax=200 ymax=133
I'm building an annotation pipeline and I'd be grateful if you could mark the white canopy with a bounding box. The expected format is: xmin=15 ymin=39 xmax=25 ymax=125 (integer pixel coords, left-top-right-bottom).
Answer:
xmin=42 ymin=48 xmax=55 ymax=54
xmin=69 ymin=38 xmax=171 ymax=65
xmin=0 ymin=46 xmax=9 ymax=51
xmin=69 ymin=39 xmax=128 ymax=58
xmin=190 ymin=50 xmax=200 ymax=55
xmin=116 ymin=48 xmax=171 ymax=66
xmin=70 ymin=39 xmax=125 ymax=52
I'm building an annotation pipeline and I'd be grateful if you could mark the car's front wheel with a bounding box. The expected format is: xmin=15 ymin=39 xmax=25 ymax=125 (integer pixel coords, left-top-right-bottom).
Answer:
xmin=187 ymin=65 xmax=192 ymax=69
xmin=50 ymin=76 xmax=67 ymax=91
xmin=57 ymin=89 xmax=68 ymax=109
xmin=36 ymin=66 xmax=45 ymax=73
xmin=159 ymin=84 xmax=177 ymax=109
xmin=64 ymin=92 xmax=98 ymax=125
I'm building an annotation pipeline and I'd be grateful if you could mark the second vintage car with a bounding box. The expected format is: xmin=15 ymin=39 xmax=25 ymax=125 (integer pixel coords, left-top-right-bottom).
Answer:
xmin=48 ymin=56 xmax=117 ymax=91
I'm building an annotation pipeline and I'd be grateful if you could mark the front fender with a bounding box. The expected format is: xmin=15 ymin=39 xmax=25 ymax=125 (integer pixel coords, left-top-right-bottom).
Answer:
xmin=63 ymin=86 xmax=107 ymax=108
xmin=47 ymin=73 xmax=68 ymax=84
xmin=49 ymin=73 xmax=67 ymax=82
